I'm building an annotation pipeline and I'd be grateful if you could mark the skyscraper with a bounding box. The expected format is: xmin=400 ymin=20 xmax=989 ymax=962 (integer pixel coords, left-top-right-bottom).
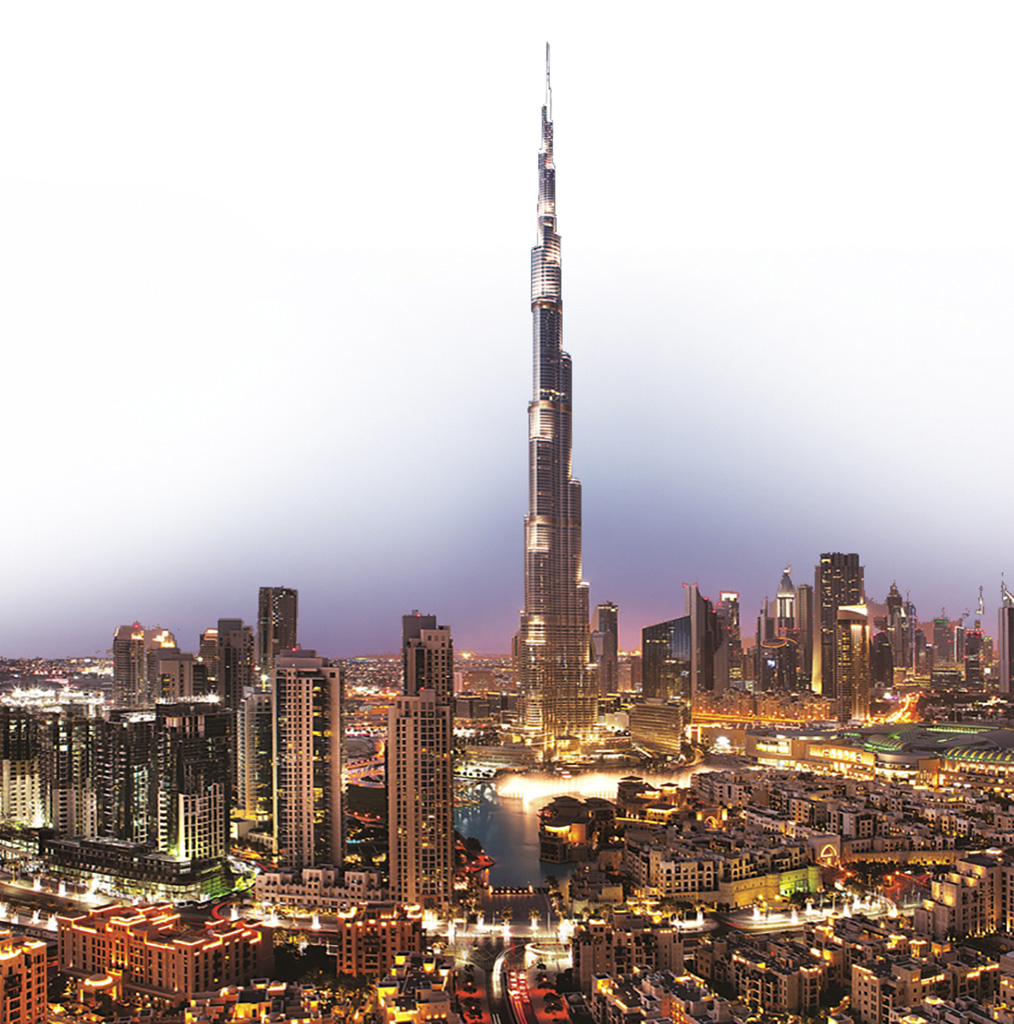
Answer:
xmin=388 ymin=613 xmax=455 ymax=909
xmin=775 ymin=567 xmax=795 ymax=633
xmin=836 ymin=605 xmax=871 ymax=722
xmin=514 ymin=51 xmax=596 ymax=757
xmin=999 ymin=580 xmax=1014 ymax=694
xmin=257 ymin=587 xmax=298 ymax=680
xmin=814 ymin=552 xmax=864 ymax=698
xmin=273 ymin=650 xmax=343 ymax=870
xmin=591 ymin=602 xmax=619 ymax=695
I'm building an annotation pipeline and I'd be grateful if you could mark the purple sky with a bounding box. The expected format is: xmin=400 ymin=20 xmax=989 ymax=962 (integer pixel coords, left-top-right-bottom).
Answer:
xmin=4 ymin=3 xmax=1014 ymax=658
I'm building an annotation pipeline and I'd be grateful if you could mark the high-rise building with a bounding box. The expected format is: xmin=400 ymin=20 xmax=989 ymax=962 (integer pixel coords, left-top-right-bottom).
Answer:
xmin=388 ymin=613 xmax=454 ymax=909
xmin=217 ymin=619 xmax=254 ymax=714
xmin=112 ymin=624 xmax=148 ymax=708
xmin=273 ymin=650 xmax=343 ymax=870
xmin=155 ymin=703 xmax=230 ymax=863
xmin=775 ymin=567 xmax=795 ymax=633
xmin=591 ymin=602 xmax=619 ymax=695
xmin=795 ymin=583 xmax=814 ymax=686
xmin=148 ymin=649 xmax=197 ymax=702
xmin=514 ymin=54 xmax=596 ymax=758
xmin=237 ymin=691 xmax=273 ymax=821
xmin=718 ymin=591 xmax=743 ymax=683
xmin=642 ymin=616 xmax=692 ymax=712
xmin=686 ymin=584 xmax=723 ymax=697
xmin=933 ymin=616 xmax=953 ymax=666
xmin=999 ymin=580 xmax=1014 ymax=694
xmin=257 ymin=587 xmax=298 ymax=680
xmin=42 ymin=707 xmax=99 ymax=837
xmin=836 ymin=605 xmax=871 ymax=723
xmin=814 ymin=553 xmax=864 ymax=699
xmin=96 ymin=710 xmax=156 ymax=844
xmin=197 ymin=627 xmax=219 ymax=691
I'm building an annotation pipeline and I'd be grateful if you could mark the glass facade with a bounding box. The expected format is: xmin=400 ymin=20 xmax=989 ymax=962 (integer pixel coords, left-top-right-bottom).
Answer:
xmin=516 ymin=85 xmax=597 ymax=758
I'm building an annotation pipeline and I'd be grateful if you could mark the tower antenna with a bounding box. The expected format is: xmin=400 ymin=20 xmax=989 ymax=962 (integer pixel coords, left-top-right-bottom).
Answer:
xmin=545 ymin=42 xmax=552 ymax=119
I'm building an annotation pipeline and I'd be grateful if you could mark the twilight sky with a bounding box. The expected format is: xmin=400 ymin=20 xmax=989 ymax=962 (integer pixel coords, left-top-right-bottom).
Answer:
xmin=4 ymin=2 xmax=1014 ymax=658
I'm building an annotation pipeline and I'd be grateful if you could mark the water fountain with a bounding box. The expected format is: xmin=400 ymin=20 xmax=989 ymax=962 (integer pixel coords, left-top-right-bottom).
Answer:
xmin=477 ymin=912 xmax=485 ymax=931
xmin=841 ymin=903 xmax=851 ymax=917
xmin=447 ymin=919 xmax=456 ymax=944
xmin=267 ymin=909 xmax=280 ymax=928
xmin=502 ymin=918 xmax=510 ymax=942
xmin=32 ymin=876 xmax=41 ymax=891
xmin=790 ymin=907 xmax=799 ymax=924
xmin=47 ymin=914 xmax=57 ymax=930
xmin=311 ymin=913 xmax=321 ymax=930
xmin=532 ymin=913 xmax=539 ymax=932
xmin=694 ymin=910 xmax=703 ymax=929
xmin=0 ymin=902 xmax=7 ymax=919
xmin=31 ymin=909 xmax=40 ymax=924
xmin=805 ymin=899 xmax=813 ymax=915
xmin=752 ymin=905 xmax=762 ymax=921
xmin=230 ymin=906 xmax=239 ymax=921
xmin=58 ymin=881 xmax=66 ymax=898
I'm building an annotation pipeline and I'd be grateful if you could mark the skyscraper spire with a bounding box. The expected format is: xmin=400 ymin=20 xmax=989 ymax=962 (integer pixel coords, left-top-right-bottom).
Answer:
xmin=515 ymin=54 xmax=596 ymax=759
xmin=545 ymin=42 xmax=552 ymax=119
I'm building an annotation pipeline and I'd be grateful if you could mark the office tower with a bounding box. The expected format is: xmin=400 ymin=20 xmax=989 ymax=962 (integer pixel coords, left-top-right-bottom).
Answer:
xmin=954 ymin=622 xmax=966 ymax=664
xmin=217 ymin=619 xmax=255 ymax=713
xmin=718 ymin=591 xmax=743 ymax=682
xmin=591 ymin=602 xmax=619 ymax=695
xmin=198 ymin=628 xmax=219 ymax=690
xmin=870 ymin=632 xmax=894 ymax=685
xmin=913 ymin=628 xmax=931 ymax=675
xmin=965 ymin=626 xmax=985 ymax=686
xmin=933 ymin=616 xmax=953 ymax=665
xmin=257 ymin=586 xmax=298 ymax=680
xmin=237 ymin=692 xmax=273 ymax=821
xmin=686 ymin=584 xmax=722 ymax=697
xmin=758 ymin=637 xmax=799 ymax=691
xmin=642 ymin=587 xmax=722 ymax=725
xmin=836 ymin=605 xmax=871 ymax=722
xmin=775 ymin=567 xmax=795 ymax=632
xmin=388 ymin=614 xmax=454 ymax=908
xmin=155 ymin=703 xmax=230 ymax=862
xmin=814 ymin=552 xmax=864 ymax=698
xmin=999 ymin=580 xmax=1014 ymax=694
xmin=514 ymin=55 xmax=596 ymax=758
xmin=795 ymin=583 xmax=814 ymax=685
xmin=273 ymin=650 xmax=343 ymax=870
xmin=642 ymin=617 xmax=691 ymax=709
xmin=112 ymin=624 xmax=147 ymax=708
xmin=884 ymin=582 xmax=908 ymax=673
xmin=149 ymin=649 xmax=196 ymax=702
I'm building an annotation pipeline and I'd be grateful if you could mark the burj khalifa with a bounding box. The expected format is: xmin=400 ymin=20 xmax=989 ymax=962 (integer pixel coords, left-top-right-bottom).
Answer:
xmin=515 ymin=49 xmax=597 ymax=757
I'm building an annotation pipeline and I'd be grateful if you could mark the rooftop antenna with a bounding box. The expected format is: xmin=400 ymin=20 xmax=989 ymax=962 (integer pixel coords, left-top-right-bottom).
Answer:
xmin=545 ymin=42 xmax=552 ymax=119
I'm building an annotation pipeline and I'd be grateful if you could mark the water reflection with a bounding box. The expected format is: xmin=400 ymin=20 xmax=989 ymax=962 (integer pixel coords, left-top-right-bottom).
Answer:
xmin=455 ymin=763 xmax=709 ymax=887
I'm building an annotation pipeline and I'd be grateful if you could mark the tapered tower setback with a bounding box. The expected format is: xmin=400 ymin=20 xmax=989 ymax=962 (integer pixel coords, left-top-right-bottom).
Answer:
xmin=515 ymin=53 xmax=597 ymax=756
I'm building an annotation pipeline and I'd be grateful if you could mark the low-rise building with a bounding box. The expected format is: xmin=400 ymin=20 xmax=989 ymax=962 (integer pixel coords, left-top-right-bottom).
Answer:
xmin=0 ymin=929 xmax=47 ymax=1024
xmin=572 ymin=913 xmax=683 ymax=991
xmin=58 ymin=903 xmax=272 ymax=1002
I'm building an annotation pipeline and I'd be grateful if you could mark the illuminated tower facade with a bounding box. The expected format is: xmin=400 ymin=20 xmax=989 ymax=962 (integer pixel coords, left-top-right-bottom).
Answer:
xmin=515 ymin=50 xmax=596 ymax=757
xmin=814 ymin=552 xmax=864 ymax=698
xmin=388 ymin=613 xmax=454 ymax=908
xmin=999 ymin=580 xmax=1014 ymax=694
xmin=257 ymin=586 xmax=298 ymax=680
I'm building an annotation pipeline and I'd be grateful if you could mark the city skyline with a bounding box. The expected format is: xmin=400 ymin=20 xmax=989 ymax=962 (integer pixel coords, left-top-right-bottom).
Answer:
xmin=5 ymin=4 xmax=1014 ymax=658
